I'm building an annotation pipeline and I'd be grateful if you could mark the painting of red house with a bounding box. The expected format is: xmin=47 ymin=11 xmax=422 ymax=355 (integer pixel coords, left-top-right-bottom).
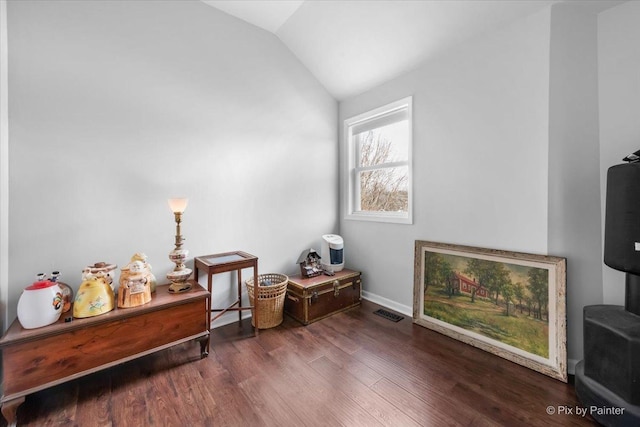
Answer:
xmin=414 ymin=240 xmax=568 ymax=382
xmin=454 ymin=273 xmax=489 ymax=299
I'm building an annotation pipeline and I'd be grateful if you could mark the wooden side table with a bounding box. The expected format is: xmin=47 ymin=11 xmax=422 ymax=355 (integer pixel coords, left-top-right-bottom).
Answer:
xmin=194 ymin=251 xmax=259 ymax=336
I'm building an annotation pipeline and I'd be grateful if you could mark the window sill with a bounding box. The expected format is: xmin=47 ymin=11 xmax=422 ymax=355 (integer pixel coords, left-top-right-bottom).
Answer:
xmin=345 ymin=211 xmax=413 ymax=225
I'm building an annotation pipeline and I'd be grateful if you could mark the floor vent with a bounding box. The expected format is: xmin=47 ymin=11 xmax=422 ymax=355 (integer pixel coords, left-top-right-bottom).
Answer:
xmin=373 ymin=309 xmax=404 ymax=322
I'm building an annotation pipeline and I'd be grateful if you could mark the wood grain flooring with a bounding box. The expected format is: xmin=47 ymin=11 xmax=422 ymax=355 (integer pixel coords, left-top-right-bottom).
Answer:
xmin=2 ymin=300 xmax=597 ymax=426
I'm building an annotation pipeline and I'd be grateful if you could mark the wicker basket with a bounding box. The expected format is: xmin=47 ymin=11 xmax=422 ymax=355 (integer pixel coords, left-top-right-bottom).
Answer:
xmin=245 ymin=273 xmax=289 ymax=329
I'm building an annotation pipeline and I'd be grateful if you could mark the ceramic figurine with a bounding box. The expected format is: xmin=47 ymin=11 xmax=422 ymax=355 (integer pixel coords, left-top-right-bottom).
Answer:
xmin=50 ymin=270 xmax=73 ymax=313
xmin=82 ymin=262 xmax=118 ymax=290
xmin=118 ymin=255 xmax=153 ymax=308
xmin=73 ymin=275 xmax=115 ymax=318
xmin=129 ymin=253 xmax=157 ymax=293
xmin=297 ymin=249 xmax=323 ymax=278
xmin=17 ymin=275 xmax=63 ymax=329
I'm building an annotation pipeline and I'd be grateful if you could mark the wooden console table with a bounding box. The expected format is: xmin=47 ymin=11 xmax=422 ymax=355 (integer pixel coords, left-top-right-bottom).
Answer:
xmin=0 ymin=281 xmax=209 ymax=427
xmin=194 ymin=251 xmax=259 ymax=335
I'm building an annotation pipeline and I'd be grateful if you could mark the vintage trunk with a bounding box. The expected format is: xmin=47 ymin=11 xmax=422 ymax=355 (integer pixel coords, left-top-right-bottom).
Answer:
xmin=284 ymin=269 xmax=361 ymax=325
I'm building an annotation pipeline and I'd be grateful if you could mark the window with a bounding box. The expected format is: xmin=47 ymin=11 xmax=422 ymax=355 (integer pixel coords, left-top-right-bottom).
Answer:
xmin=344 ymin=96 xmax=412 ymax=224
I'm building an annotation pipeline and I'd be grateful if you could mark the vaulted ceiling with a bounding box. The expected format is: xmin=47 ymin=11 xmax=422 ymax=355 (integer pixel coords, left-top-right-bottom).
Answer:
xmin=203 ymin=0 xmax=625 ymax=100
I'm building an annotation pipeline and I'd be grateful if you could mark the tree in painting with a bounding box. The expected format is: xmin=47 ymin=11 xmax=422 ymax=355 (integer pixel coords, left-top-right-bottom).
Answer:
xmin=423 ymin=252 xmax=454 ymax=294
xmin=527 ymin=267 xmax=549 ymax=321
xmin=501 ymin=280 xmax=515 ymax=316
xmin=513 ymin=282 xmax=525 ymax=314
xmin=423 ymin=252 xmax=459 ymax=298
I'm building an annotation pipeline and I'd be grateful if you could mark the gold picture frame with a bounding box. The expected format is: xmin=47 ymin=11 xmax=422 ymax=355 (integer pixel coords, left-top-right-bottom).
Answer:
xmin=413 ymin=240 xmax=567 ymax=382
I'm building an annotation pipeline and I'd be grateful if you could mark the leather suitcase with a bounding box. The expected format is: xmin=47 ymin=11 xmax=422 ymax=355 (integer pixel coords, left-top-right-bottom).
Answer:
xmin=284 ymin=269 xmax=361 ymax=325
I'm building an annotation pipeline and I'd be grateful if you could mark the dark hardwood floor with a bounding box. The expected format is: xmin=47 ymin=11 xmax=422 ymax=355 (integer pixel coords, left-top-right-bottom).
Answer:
xmin=4 ymin=300 xmax=597 ymax=426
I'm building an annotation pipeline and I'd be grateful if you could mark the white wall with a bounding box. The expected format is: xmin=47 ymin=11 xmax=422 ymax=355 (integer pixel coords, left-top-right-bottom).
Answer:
xmin=339 ymin=9 xmax=551 ymax=316
xmin=0 ymin=0 xmax=8 ymax=333
xmin=547 ymin=3 xmax=603 ymax=371
xmin=598 ymin=1 xmax=640 ymax=305
xmin=4 ymin=0 xmax=337 ymax=325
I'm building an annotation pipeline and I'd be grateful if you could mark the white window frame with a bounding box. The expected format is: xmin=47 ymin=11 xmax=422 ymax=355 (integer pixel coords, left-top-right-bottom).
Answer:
xmin=344 ymin=96 xmax=413 ymax=224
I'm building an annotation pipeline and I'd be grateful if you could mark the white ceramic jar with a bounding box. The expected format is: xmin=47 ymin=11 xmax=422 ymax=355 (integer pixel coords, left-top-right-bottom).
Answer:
xmin=17 ymin=279 xmax=64 ymax=329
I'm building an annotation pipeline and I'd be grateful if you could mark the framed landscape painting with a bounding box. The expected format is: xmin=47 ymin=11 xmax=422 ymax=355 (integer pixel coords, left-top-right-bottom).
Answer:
xmin=413 ymin=240 xmax=567 ymax=382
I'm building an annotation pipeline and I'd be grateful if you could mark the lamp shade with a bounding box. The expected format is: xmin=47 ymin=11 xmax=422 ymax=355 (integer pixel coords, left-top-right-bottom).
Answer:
xmin=168 ymin=198 xmax=189 ymax=213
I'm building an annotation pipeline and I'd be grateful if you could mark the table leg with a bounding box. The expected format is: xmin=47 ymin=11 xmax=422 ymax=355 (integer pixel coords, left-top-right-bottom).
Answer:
xmin=207 ymin=273 xmax=213 ymax=317
xmin=237 ymin=269 xmax=243 ymax=325
xmin=1 ymin=396 xmax=25 ymax=427
xmin=254 ymin=262 xmax=259 ymax=335
xmin=199 ymin=334 xmax=210 ymax=359
xmin=207 ymin=272 xmax=212 ymax=354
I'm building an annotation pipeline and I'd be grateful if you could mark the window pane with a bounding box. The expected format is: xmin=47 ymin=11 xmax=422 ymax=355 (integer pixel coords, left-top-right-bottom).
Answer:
xmin=356 ymin=120 xmax=408 ymax=167
xmin=359 ymin=166 xmax=408 ymax=212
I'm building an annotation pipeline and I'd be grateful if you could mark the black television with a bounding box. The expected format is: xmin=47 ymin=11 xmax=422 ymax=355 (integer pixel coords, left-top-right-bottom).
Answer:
xmin=604 ymin=162 xmax=640 ymax=275
xmin=604 ymin=153 xmax=640 ymax=315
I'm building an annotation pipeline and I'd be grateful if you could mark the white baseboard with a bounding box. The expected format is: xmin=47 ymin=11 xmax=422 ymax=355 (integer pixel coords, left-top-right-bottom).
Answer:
xmin=361 ymin=290 xmax=413 ymax=317
xmin=568 ymin=358 xmax=578 ymax=376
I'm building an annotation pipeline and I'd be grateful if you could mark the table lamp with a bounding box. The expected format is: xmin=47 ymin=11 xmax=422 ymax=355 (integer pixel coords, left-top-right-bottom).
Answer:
xmin=167 ymin=198 xmax=192 ymax=293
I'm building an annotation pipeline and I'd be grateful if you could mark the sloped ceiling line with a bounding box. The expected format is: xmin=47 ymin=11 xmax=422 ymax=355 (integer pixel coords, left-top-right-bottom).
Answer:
xmin=202 ymin=0 xmax=625 ymax=100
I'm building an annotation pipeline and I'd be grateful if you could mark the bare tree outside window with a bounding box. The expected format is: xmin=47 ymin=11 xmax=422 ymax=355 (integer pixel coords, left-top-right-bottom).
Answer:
xmin=357 ymin=129 xmax=408 ymax=212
